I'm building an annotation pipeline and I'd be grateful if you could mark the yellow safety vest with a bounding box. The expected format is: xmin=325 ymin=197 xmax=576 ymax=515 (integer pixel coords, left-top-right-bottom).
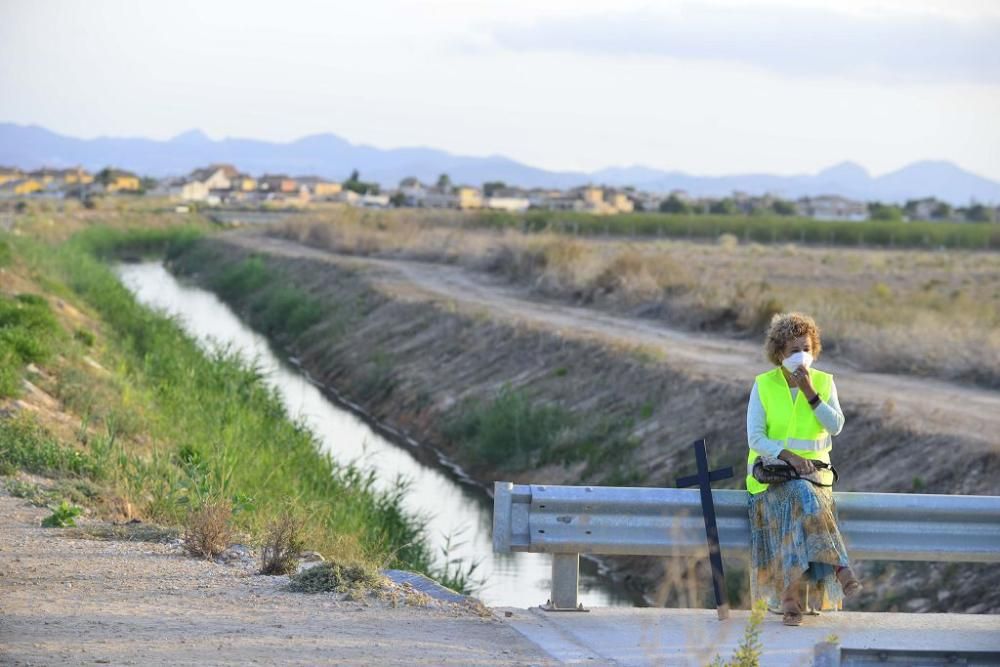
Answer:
xmin=746 ymin=366 xmax=833 ymax=495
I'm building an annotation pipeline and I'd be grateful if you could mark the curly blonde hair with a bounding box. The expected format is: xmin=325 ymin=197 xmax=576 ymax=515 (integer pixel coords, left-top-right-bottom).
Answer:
xmin=764 ymin=312 xmax=822 ymax=366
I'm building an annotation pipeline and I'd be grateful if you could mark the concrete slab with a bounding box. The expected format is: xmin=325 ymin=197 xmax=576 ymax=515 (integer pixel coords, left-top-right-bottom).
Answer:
xmin=497 ymin=607 xmax=1000 ymax=666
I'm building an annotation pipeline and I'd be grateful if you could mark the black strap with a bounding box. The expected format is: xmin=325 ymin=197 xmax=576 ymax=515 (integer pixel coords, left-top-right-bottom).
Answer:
xmin=791 ymin=461 xmax=838 ymax=487
xmin=760 ymin=458 xmax=838 ymax=487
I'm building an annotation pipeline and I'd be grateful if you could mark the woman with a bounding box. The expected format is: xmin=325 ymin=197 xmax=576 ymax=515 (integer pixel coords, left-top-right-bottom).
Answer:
xmin=746 ymin=312 xmax=862 ymax=626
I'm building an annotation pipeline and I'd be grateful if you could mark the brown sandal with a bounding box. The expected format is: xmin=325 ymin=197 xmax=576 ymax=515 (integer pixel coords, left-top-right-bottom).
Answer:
xmin=837 ymin=567 xmax=863 ymax=598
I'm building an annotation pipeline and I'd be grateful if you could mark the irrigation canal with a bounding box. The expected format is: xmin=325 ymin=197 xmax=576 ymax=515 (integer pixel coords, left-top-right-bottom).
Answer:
xmin=117 ymin=261 xmax=635 ymax=608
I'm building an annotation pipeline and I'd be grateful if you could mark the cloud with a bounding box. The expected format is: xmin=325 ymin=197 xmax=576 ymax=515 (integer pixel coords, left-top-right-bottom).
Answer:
xmin=486 ymin=4 xmax=1000 ymax=84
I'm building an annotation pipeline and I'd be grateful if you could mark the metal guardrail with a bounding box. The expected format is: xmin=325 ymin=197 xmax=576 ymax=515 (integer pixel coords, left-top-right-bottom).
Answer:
xmin=493 ymin=483 xmax=1000 ymax=610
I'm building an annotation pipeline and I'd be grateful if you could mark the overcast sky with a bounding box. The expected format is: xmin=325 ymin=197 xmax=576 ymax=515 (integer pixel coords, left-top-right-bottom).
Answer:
xmin=2 ymin=0 xmax=998 ymax=179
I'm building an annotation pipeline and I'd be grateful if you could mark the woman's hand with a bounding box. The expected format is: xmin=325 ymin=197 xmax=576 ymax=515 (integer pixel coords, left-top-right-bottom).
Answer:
xmin=778 ymin=450 xmax=816 ymax=475
xmin=789 ymin=365 xmax=817 ymax=399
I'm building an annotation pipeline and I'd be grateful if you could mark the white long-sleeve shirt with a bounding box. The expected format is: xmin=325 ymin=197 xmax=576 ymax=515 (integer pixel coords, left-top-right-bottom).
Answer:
xmin=746 ymin=376 xmax=845 ymax=462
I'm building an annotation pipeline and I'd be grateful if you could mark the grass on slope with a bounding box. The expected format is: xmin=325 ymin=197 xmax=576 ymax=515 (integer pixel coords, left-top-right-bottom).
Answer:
xmin=0 ymin=226 xmax=441 ymax=583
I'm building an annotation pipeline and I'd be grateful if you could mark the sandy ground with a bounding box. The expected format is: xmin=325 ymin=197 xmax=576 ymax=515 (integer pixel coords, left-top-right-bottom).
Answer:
xmin=0 ymin=485 xmax=554 ymax=666
xmin=230 ymin=232 xmax=1000 ymax=448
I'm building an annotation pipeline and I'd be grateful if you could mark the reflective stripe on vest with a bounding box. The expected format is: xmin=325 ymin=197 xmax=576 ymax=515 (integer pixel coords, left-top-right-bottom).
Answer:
xmin=746 ymin=366 xmax=833 ymax=495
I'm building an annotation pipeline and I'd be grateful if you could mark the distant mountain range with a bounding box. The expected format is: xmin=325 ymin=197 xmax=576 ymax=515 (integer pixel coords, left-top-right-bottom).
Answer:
xmin=2 ymin=122 xmax=998 ymax=204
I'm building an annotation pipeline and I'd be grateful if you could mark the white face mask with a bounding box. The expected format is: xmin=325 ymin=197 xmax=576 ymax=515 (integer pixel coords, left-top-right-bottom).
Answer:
xmin=782 ymin=351 xmax=814 ymax=372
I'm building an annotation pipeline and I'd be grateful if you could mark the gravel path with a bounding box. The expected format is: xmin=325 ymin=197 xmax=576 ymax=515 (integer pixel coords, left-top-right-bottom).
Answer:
xmin=0 ymin=484 xmax=553 ymax=666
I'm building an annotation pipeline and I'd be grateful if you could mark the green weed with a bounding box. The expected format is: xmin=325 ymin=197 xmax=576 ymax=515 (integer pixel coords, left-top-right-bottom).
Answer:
xmin=0 ymin=415 xmax=101 ymax=478
xmin=432 ymin=527 xmax=484 ymax=594
xmin=357 ymin=349 xmax=397 ymax=401
xmin=73 ymin=328 xmax=95 ymax=347
xmin=0 ymin=292 xmax=64 ymax=396
xmin=42 ymin=500 xmax=84 ymax=528
xmin=70 ymin=225 xmax=204 ymax=261
xmin=709 ymin=599 xmax=766 ymax=667
xmin=0 ymin=238 xmax=11 ymax=267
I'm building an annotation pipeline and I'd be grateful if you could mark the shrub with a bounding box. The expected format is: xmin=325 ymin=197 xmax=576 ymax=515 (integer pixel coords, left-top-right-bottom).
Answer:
xmin=207 ymin=255 xmax=323 ymax=337
xmin=445 ymin=385 xmax=572 ymax=468
xmin=259 ymin=511 xmax=306 ymax=575
xmin=213 ymin=255 xmax=271 ymax=300
xmin=253 ymin=284 xmax=322 ymax=336
xmin=73 ymin=328 xmax=95 ymax=347
xmin=6 ymin=478 xmax=46 ymax=506
xmin=445 ymin=385 xmax=640 ymax=477
xmin=717 ymin=233 xmax=739 ymax=249
xmin=183 ymin=500 xmax=233 ymax=559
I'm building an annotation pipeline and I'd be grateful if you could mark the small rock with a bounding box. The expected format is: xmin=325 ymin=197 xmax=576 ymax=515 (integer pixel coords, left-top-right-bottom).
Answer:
xmin=216 ymin=544 xmax=254 ymax=566
xmin=504 ymin=611 xmax=513 ymax=618
xmin=296 ymin=560 xmax=325 ymax=574
xmin=904 ymin=597 xmax=931 ymax=612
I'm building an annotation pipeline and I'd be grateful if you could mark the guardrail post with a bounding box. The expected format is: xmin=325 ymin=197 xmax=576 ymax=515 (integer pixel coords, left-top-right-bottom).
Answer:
xmin=545 ymin=552 xmax=586 ymax=611
xmin=492 ymin=482 xmax=513 ymax=553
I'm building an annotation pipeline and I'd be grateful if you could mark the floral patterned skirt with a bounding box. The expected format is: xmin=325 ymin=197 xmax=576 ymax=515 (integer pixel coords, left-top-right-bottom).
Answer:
xmin=748 ymin=479 xmax=851 ymax=612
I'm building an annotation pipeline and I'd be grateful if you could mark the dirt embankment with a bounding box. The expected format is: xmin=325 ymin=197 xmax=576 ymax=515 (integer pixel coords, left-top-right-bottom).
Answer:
xmin=0 ymin=482 xmax=554 ymax=666
xmin=174 ymin=232 xmax=1000 ymax=614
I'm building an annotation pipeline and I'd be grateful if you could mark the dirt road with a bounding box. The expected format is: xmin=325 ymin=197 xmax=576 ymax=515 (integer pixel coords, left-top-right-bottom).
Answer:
xmin=228 ymin=232 xmax=1000 ymax=448
xmin=0 ymin=484 xmax=553 ymax=666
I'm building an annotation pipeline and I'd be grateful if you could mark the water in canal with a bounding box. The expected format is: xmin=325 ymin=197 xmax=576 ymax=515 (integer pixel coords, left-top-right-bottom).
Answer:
xmin=117 ymin=262 xmax=635 ymax=608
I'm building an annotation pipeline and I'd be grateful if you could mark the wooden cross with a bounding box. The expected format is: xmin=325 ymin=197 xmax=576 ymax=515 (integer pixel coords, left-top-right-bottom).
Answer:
xmin=675 ymin=438 xmax=734 ymax=620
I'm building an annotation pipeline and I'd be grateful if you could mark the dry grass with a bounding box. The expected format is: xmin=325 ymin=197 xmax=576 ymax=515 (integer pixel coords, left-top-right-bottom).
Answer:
xmin=66 ymin=522 xmax=180 ymax=543
xmin=277 ymin=207 xmax=473 ymax=262
xmin=286 ymin=560 xmax=458 ymax=608
xmin=272 ymin=210 xmax=1000 ymax=386
xmin=4 ymin=196 xmax=205 ymax=244
xmin=258 ymin=511 xmax=305 ymax=575
xmin=288 ymin=560 xmax=386 ymax=595
xmin=182 ymin=500 xmax=233 ymax=559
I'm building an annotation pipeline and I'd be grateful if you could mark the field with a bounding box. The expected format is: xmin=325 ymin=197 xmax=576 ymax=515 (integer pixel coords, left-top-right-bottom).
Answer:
xmin=272 ymin=207 xmax=1000 ymax=387
xmin=474 ymin=209 xmax=1000 ymax=250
